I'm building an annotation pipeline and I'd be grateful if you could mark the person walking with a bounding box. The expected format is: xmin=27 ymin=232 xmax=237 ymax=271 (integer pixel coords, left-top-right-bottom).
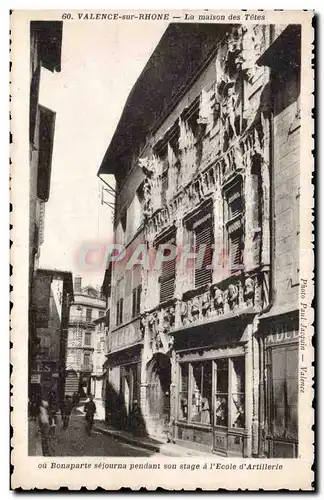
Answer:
xmin=38 ymin=399 xmax=51 ymax=456
xmin=84 ymin=394 xmax=96 ymax=436
xmin=61 ymin=395 xmax=73 ymax=429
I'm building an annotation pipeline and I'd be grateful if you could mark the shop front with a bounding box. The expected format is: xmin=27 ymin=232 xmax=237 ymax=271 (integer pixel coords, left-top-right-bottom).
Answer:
xmin=105 ymin=345 xmax=142 ymax=433
xmin=173 ymin=315 xmax=257 ymax=457
xmin=260 ymin=310 xmax=299 ymax=458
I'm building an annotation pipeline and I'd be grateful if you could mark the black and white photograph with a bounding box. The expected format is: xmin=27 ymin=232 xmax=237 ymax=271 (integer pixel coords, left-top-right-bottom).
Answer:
xmin=11 ymin=10 xmax=313 ymax=490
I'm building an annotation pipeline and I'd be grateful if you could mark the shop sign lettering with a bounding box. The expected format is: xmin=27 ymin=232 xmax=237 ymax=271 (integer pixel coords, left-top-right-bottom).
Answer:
xmin=266 ymin=330 xmax=299 ymax=346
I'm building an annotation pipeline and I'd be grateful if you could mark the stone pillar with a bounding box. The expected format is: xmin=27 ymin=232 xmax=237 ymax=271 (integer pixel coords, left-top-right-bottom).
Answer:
xmin=169 ymin=349 xmax=177 ymax=443
xmin=212 ymin=188 xmax=225 ymax=283
xmin=260 ymin=118 xmax=271 ymax=267
xmin=244 ymin=324 xmax=253 ymax=458
xmin=251 ymin=318 xmax=260 ymax=456
xmin=244 ymin=164 xmax=259 ymax=272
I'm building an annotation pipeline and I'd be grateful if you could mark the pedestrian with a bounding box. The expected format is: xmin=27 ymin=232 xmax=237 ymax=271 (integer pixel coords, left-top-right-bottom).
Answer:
xmin=38 ymin=399 xmax=51 ymax=456
xmin=72 ymin=391 xmax=79 ymax=409
xmin=61 ymin=395 xmax=73 ymax=429
xmin=48 ymin=390 xmax=58 ymax=432
xmin=84 ymin=394 xmax=96 ymax=436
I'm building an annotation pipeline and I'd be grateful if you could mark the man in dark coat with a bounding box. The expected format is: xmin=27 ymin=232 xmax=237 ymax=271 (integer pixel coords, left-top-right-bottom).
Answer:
xmin=84 ymin=394 xmax=96 ymax=435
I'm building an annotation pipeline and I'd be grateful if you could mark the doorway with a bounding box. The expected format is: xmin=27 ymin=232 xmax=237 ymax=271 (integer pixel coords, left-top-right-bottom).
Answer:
xmin=147 ymin=353 xmax=171 ymax=438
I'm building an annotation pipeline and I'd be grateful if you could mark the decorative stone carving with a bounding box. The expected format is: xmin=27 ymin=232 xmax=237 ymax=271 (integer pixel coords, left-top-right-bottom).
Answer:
xmin=227 ymin=284 xmax=239 ymax=310
xmin=201 ymin=292 xmax=211 ymax=317
xmin=197 ymin=88 xmax=213 ymax=132
xmin=244 ymin=277 xmax=255 ymax=306
xmin=213 ymin=287 xmax=224 ymax=315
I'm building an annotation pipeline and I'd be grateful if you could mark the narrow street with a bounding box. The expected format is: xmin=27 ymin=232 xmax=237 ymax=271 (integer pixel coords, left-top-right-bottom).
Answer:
xmin=37 ymin=412 xmax=156 ymax=457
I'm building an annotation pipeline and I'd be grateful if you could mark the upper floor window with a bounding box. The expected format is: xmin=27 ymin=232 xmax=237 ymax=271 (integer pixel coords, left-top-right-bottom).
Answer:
xmin=84 ymin=332 xmax=91 ymax=346
xmin=158 ymin=231 xmax=176 ymax=303
xmin=98 ymin=310 xmax=105 ymax=318
xmin=116 ymin=277 xmax=124 ymax=326
xmin=86 ymin=308 xmax=92 ymax=322
xmin=106 ymin=309 xmax=110 ymax=331
xmin=132 ymin=264 xmax=142 ymax=318
xmin=186 ymin=206 xmax=213 ymax=289
xmin=83 ymin=352 xmax=90 ymax=367
xmin=225 ymin=181 xmax=244 ymax=274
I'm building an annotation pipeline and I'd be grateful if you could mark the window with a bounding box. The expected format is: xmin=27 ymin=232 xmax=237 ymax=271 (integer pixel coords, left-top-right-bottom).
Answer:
xmin=132 ymin=264 xmax=142 ymax=318
xmin=215 ymin=359 xmax=228 ymax=426
xmin=84 ymin=332 xmax=91 ymax=346
xmin=179 ymin=364 xmax=189 ymax=420
xmin=116 ymin=277 xmax=124 ymax=326
xmin=106 ymin=309 xmax=110 ymax=331
xmin=225 ymin=182 xmax=244 ymax=274
xmin=215 ymin=357 xmax=245 ymax=429
xmin=193 ymin=211 xmax=213 ymax=288
xmin=190 ymin=361 xmax=212 ymax=424
xmin=132 ymin=285 xmax=142 ymax=318
xmin=99 ymin=310 xmax=105 ymax=318
xmin=268 ymin=345 xmax=298 ymax=441
xmin=86 ymin=308 xmax=92 ymax=322
xmin=158 ymin=232 xmax=176 ymax=303
xmin=178 ymin=356 xmax=246 ymax=430
xmin=121 ymin=209 xmax=127 ymax=232
xmin=83 ymin=353 xmax=90 ymax=367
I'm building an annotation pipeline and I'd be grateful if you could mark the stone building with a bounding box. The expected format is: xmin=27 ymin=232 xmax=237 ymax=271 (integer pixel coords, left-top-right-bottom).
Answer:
xmin=98 ymin=24 xmax=300 ymax=457
xmin=30 ymin=268 xmax=73 ymax=402
xmin=90 ymin=314 xmax=107 ymax=419
xmin=65 ymin=277 xmax=106 ymax=398
xmin=28 ymin=21 xmax=63 ymax=396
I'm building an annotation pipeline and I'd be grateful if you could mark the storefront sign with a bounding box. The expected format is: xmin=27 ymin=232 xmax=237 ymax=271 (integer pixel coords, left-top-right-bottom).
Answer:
xmin=30 ymin=373 xmax=41 ymax=384
xmin=266 ymin=330 xmax=299 ymax=346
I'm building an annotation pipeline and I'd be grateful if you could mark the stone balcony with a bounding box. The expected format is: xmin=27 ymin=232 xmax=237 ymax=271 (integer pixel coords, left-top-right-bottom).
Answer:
xmin=106 ymin=317 xmax=143 ymax=355
xmin=141 ymin=267 xmax=270 ymax=353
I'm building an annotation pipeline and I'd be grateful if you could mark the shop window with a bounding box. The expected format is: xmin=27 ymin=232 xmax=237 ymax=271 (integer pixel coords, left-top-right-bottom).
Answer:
xmin=225 ymin=182 xmax=244 ymax=274
xmin=268 ymin=345 xmax=298 ymax=441
xmin=177 ymin=356 xmax=246 ymax=430
xmin=84 ymin=332 xmax=91 ymax=346
xmin=215 ymin=358 xmax=229 ymax=426
xmin=178 ymin=364 xmax=189 ymax=421
xmin=190 ymin=361 xmax=212 ymax=425
xmin=230 ymin=357 xmax=245 ymax=429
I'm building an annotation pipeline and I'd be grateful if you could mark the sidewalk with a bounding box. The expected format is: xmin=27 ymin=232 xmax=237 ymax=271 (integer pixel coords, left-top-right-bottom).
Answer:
xmin=28 ymin=419 xmax=43 ymax=456
xmin=75 ymin=405 xmax=213 ymax=456
xmin=93 ymin=421 xmax=214 ymax=457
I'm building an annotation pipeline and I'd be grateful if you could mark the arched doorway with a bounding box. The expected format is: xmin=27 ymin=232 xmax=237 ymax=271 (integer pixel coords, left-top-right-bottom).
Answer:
xmin=146 ymin=353 xmax=171 ymax=439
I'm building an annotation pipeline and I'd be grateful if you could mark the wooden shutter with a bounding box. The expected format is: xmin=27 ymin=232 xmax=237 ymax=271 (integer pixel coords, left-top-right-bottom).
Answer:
xmin=119 ymin=298 xmax=124 ymax=325
xmin=136 ymin=285 xmax=142 ymax=315
xmin=159 ymin=233 xmax=176 ymax=303
xmin=116 ymin=301 xmax=120 ymax=326
xmin=229 ymin=222 xmax=243 ymax=273
xmin=194 ymin=219 xmax=213 ymax=288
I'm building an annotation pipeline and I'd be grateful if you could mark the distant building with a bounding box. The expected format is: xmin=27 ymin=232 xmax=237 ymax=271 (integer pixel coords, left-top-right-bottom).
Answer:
xmin=98 ymin=24 xmax=300 ymax=458
xmin=65 ymin=277 xmax=106 ymax=398
xmin=28 ymin=21 xmax=63 ymax=396
xmin=90 ymin=314 xmax=107 ymax=419
xmin=30 ymin=268 xmax=73 ymax=402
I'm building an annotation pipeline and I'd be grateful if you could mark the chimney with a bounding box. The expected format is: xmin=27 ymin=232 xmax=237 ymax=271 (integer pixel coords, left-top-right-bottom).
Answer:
xmin=74 ymin=276 xmax=82 ymax=293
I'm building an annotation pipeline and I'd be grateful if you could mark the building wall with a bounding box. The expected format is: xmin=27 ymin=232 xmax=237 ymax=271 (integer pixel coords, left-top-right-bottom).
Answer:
xmin=273 ymin=68 xmax=300 ymax=310
xmin=65 ymin=287 xmax=106 ymax=396
xmin=101 ymin=24 xmax=300 ymax=455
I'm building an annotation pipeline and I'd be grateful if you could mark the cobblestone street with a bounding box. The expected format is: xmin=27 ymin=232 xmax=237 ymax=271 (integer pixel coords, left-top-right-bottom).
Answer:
xmin=30 ymin=412 xmax=156 ymax=457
